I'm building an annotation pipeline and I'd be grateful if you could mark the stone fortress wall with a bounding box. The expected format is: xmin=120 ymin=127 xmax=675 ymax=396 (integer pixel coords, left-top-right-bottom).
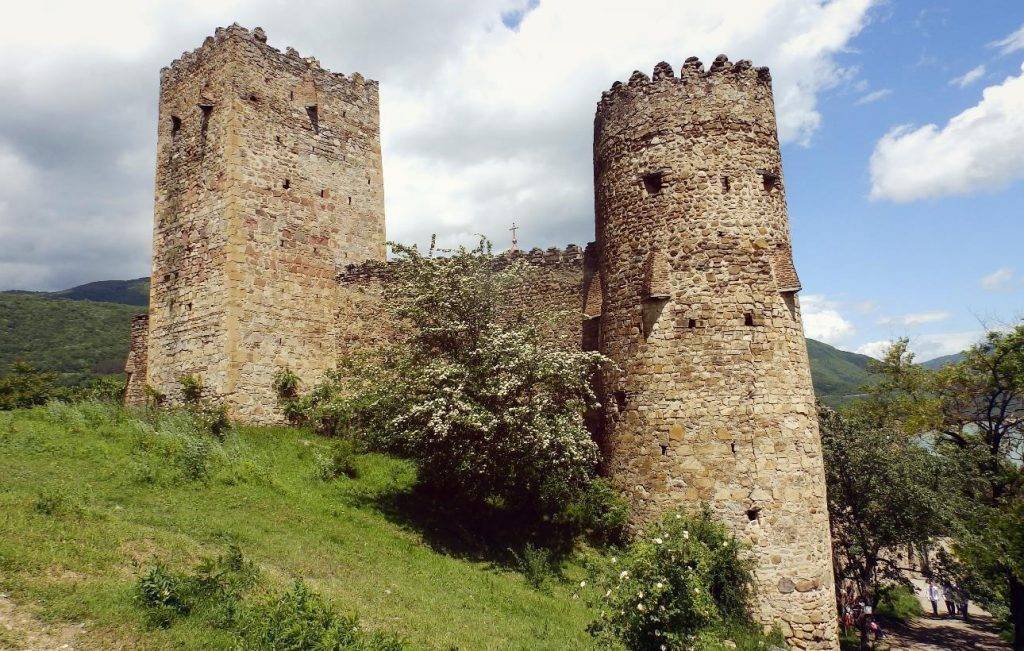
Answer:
xmin=592 ymin=56 xmax=837 ymax=648
xmin=129 ymin=27 xmax=837 ymax=649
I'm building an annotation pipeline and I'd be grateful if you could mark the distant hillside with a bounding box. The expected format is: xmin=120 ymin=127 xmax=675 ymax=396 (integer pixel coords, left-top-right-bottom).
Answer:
xmin=2 ymin=277 xmax=150 ymax=306
xmin=919 ymin=351 xmax=966 ymax=370
xmin=2 ymin=277 xmax=878 ymax=402
xmin=0 ymin=293 xmax=144 ymax=385
xmin=805 ymin=338 xmax=877 ymax=405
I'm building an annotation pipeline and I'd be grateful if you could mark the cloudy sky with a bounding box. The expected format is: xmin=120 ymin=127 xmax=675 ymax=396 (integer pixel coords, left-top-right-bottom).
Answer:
xmin=0 ymin=0 xmax=1022 ymax=362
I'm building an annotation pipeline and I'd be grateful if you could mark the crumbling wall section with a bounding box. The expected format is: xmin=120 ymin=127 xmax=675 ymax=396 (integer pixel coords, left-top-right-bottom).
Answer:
xmin=124 ymin=314 xmax=150 ymax=406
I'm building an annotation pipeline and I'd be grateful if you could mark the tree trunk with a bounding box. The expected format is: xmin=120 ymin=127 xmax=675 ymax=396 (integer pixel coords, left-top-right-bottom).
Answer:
xmin=1010 ymin=572 xmax=1024 ymax=651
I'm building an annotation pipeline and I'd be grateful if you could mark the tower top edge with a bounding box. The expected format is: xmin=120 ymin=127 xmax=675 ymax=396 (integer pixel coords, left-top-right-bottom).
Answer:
xmin=160 ymin=23 xmax=378 ymax=89
xmin=596 ymin=55 xmax=772 ymax=109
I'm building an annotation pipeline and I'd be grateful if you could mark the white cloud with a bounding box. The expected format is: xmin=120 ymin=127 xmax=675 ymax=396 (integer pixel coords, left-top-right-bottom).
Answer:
xmin=853 ymin=300 xmax=878 ymax=313
xmin=856 ymin=331 xmax=984 ymax=361
xmin=949 ymin=64 xmax=985 ymax=88
xmin=877 ymin=311 xmax=951 ymax=326
xmin=801 ymin=294 xmax=856 ymax=344
xmin=855 ymin=340 xmax=891 ymax=359
xmin=981 ymin=266 xmax=1018 ymax=291
xmin=855 ymin=88 xmax=892 ymax=105
xmin=914 ymin=331 xmax=984 ymax=361
xmin=869 ymin=62 xmax=1024 ymax=202
xmin=0 ymin=0 xmax=877 ymax=290
xmin=991 ymin=24 xmax=1024 ymax=55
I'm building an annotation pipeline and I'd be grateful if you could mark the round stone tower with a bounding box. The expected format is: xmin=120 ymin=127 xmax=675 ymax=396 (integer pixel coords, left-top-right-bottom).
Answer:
xmin=593 ymin=56 xmax=838 ymax=649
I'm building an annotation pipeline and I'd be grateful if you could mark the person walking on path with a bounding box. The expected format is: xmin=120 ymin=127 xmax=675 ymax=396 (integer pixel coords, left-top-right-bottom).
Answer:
xmin=957 ymin=586 xmax=970 ymax=621
xmin=927 ymin=581 xmax=942 ymax=617
xmin=942 ymin=582 xmax=957 ymax=617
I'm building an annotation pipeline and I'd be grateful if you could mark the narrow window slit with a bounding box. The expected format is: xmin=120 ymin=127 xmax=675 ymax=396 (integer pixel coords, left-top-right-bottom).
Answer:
xmin=320 ymin=189 xmax=329 ymax=199
xmin=642 ymin=171 xmax=664 ymax=195
xmin=306 ymin=105 xmax=319 ymax=134
xmin=170 ymin=116 xmax=181 ymax=138
xmin=721 ymin=175 xmax=730 ymax=192
xmin=688 ymin=318 xmax=697 ymax=329
xmin=744 ymin=313 xmax=754 ymax=326
xmin=282 ymin=179 xmax=290 ymax=190
xmin=746 ymin=507 xmax=761 ymax=522
xmin=660 ymin=444 xmax=668 ymax=456
xmin=347 ymin=196 xmax=352 ymax=205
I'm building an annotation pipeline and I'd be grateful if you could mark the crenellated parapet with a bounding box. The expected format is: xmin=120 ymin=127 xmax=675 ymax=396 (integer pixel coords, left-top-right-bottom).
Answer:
xmin=160 ymin=24 xmax=377 ymax=104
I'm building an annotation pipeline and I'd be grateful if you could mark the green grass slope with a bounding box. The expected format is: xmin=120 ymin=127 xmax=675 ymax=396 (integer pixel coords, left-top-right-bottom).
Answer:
xmin=919 ymin=351 xmax=965 ymax=370
xmin=805 ymin=338 xmax=876 ymax=405
xmin=0 ymin=403 xmax=598 ymax=649
xmin=0 ymin=294 xmax=145 ymax=385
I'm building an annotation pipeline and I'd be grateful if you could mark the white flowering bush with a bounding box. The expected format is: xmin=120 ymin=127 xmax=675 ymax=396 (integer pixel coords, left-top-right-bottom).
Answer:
xmin=292 ymin=239 xmax=610 ymax=531
xmin=586 ymin=507 xmax=770 ymax=650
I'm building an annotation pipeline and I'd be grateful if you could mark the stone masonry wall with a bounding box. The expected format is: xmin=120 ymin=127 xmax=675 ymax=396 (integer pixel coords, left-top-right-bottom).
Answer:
xmin=592 ymin=57 xmax=838 ymax=649
xmin=146 ymin=25 xmax=385 ymax=421
xmin=124 ymin=314 xmax=150 ymax=406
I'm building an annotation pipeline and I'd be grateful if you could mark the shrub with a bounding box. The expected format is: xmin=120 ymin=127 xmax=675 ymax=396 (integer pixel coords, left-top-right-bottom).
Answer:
xmin=586 ymin=507 xmax=758 ymax=650
xmin=236 ymin=580 xmax=404 ymax=650
xmin=561 ymin=478 xmax=630 ymax=546
xmin=513 ymin=543 xmax=560 ymax=590
xmin=63 ymin=374 xmax=127 ymax=403
xmin=0 ymin=362 xmax=58 ymax=410
xmin=136 ymin=546 xmax=259 ymax=629
xmin=314 ymin=439 xmax=360 ymax=480
xmin=33 ymin=487 xmax=81 ymax=517
xmin=180 ymin=375 xmax=204 ymax=405
xmin=876 ymin=583 xmax=923 ymax=622
xmin=273 ymin=367 xmax=304 ymax=423
xmin=136 ymin=563 xmax=193 ymax=627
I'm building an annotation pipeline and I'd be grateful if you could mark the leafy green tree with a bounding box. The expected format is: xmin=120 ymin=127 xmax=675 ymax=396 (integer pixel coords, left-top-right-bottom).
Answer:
xmin=0 ymin=361 xmax=58 ymax=410
xmin=296 ymin=239 xmax=608 ymax=534
xmin=820 ymin=404 xmax=951 ymax=650
xmin=928 ymin=325 xmax=1024 ymax=647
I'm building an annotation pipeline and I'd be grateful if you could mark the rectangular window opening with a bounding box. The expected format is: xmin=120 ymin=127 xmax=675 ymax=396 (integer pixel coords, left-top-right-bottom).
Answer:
xmin=348 ymin=196 xmax=352 ymax=205
xmin=282 ymin=179 xmax=291 ymax=189
xmin=721 ymin=175 xmax=730 ymax=192
xmin=744 ymin=312 xmax=755 ymax=326
xmin=761 ymin=172 xmax=779 ymax=192
xmin=170 ymin=115 xmax=181 ymax=138
xmin=688 ymin=318 xmax=697 ymax=329
xmin=642 ymin=171 xmax=664 ymax=195
xmin=660 ymin=444 xmax=668 ymax=456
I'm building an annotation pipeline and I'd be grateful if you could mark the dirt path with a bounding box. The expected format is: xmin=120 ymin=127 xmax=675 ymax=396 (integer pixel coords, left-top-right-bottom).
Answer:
xmin=872 ymin=577 xmax=1011 ymax=650
xmin=0 ymin=593 xmax=83 ymax=651
xmin=882 ymin=612 xmax=1010 ymax=650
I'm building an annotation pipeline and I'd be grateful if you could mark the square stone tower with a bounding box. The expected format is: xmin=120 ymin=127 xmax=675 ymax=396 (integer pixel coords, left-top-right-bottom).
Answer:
xmin=146 ymin=24 xmax=385 ymax=421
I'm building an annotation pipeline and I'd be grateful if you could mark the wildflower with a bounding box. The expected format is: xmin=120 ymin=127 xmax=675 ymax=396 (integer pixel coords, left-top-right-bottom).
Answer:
xmin=661 ymin=646 xmax=667 ymax=651
xmin=682 ymin=530 xmax=689 ymax=539
xmin=605 ymin=589 xmax=612 ymax=597
xmin=611 ymin=556 xmax=617 ymax=564
xmin=619 ymin=570 xmax=629 ymax=579
xmin=579 ymin=580 xmax=587 ymax=588
xmin=675 ymin=513 xmax=681 ymax=519
xmin=656 ymin=582 xmax=663 ymax=589
xmin=653 ymin=537 xmax=663 ymax=545
xmin=636 ymin=603 xmax=645 ymax=611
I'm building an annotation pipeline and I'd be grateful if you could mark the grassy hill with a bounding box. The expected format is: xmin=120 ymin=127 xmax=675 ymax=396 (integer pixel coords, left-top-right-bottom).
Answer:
xmin=919 ymin=351 xmax=966 ymax=370
xmin=0 ymin=277 xmax=879 ymax=402
xmin=0 ymin=293 xmax=144 ymax=385
xmin=0 ymin=403 xmax=599 ymax=649
xmin=2 ymin=277 xmax=150 ymax=307
xmin=805 ymin=338 xmax=876 ymax=404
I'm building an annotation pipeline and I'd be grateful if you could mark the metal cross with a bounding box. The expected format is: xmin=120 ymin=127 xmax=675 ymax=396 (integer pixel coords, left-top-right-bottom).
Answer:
xmin=509 ymin=222 xmax=519 ymax=252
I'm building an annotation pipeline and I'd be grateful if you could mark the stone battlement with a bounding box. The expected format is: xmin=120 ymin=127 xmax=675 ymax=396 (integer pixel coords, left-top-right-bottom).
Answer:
xmin=336 ymin=243 xmax=589 ymax=285
xmin=161 ymin=24 xmax=377 ymax=100
xmin=597 ymin=55 xmax=771 ymax=109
